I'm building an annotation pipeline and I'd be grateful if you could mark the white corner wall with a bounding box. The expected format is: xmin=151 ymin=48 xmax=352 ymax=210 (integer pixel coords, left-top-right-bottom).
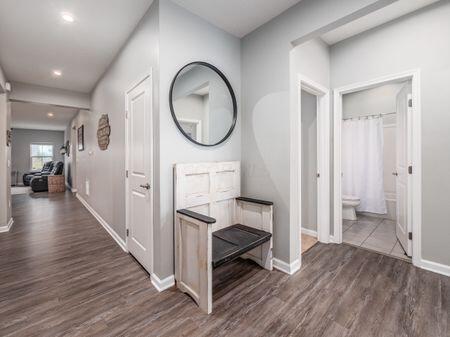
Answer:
xmin=331 ymin=1 xmax=450 ymax=266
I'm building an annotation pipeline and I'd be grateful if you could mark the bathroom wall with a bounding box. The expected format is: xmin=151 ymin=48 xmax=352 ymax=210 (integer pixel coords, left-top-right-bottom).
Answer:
xmin=343 ymin=83 xmax=404 ymax=118
xmin=331 ymin=1 xmax=450 ymax=266
xmin=301 ymin=90 xmax=318 ymax=231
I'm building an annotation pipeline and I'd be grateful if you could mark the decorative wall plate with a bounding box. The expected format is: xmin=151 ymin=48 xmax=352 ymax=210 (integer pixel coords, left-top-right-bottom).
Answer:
xmin=97 ymin=114 xmax=111 ymax=150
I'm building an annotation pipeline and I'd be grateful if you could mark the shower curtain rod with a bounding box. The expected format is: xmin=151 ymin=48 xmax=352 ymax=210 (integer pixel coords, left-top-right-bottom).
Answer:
xmin=343 ymin=111 xmax=396 ymax=121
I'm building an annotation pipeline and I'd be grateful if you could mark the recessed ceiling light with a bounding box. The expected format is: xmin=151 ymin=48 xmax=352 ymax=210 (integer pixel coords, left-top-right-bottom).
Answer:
xmin=53 ymin=70 xmax=62 ymax=77
xmin=47 ymin=112 xmax=54 ymax=117
xmin=61 ymin=12 xmax=75 ymax=23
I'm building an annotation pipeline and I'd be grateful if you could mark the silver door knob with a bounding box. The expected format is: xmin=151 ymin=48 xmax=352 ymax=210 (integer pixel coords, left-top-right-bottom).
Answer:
xmin=140 ymin=183 xmax=150 ymax=190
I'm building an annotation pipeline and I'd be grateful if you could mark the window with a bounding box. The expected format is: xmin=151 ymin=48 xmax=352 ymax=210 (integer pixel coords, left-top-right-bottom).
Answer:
xmin=30 ymin=144 xmax=53 ymax=170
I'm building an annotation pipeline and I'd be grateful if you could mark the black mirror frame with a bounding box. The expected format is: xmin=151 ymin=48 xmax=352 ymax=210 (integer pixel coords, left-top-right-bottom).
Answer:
xmin=169 ymin=61 xmax=237 ymax=147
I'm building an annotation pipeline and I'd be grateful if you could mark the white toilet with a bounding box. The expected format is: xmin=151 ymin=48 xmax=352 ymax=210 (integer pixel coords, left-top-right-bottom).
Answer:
xmin=342 ymin=195 xmax=361 ymax=220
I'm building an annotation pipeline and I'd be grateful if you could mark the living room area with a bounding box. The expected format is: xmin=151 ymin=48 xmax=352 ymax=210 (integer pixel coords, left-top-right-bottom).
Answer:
xmin=10 ymin=101 xmax=78 ymax=196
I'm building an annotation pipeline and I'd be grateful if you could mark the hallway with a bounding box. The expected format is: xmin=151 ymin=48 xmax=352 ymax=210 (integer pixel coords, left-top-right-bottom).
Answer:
xmin=0 ymin=193 xmax=448 ymax=337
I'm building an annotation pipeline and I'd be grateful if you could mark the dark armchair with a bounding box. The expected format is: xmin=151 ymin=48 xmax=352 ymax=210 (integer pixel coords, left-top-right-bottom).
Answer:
xmin=23 ymin=161 xmax=54 ymax=186
xmin=30 ymin=161 xmax=64 ymax=192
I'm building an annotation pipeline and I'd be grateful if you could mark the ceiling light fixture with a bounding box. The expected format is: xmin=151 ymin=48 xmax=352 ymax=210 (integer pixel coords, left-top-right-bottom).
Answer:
xmin=53 ymin=70 xmax=62 ymax=77
xmin=47 ymin=112 xmax=54 ymax=117
xmin=61 ymin=12 xmax=75 ymax=23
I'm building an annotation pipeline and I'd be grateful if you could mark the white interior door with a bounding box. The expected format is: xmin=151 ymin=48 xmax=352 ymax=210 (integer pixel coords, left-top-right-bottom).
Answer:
xmin=126 ymin=76 xmax=153 ymax=272
xmin=395 ymin=85 xmax=412 ymax=256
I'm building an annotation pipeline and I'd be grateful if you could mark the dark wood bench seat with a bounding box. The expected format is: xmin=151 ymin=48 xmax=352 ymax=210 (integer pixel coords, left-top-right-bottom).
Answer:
xmin=212 ymin=224 xmax=272 ymax=268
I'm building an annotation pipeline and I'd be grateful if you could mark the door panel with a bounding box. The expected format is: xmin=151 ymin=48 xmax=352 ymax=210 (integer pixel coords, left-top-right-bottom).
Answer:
xmin=395 ymin=84 xmax=412 ymax=256
xmin=127 ymin=76 xmax=152 ymax=272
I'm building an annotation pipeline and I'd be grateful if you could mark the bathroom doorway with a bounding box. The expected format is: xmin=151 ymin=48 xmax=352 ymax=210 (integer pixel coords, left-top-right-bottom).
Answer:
xmin=333 ymin=70 xmax=422 ymax=265
xmin=296 ymin=74 xmax=330 ymax=259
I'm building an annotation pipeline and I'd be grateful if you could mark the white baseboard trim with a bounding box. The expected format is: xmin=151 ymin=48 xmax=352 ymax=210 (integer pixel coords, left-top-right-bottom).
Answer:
xmin=151 ymin=273 xmax=175 ymax=292
xmin=273 ymin=257 xmax=301 ymax=275
xmin=419 ymin=259 xmax=450 ymax=277
xmin=329 ymin=235 xmax=336 ymax=243
xmin=0 ymin=218 xmax=14 ymax=233
xmin=301 ymin=228 xmax=318 ymax=237
xmin=76 ymin=194 xmax=127 ymax=252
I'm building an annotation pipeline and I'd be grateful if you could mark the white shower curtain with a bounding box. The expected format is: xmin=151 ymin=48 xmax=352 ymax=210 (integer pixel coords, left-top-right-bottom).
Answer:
xmin=342 ymin=117 xmax=387 ymax=214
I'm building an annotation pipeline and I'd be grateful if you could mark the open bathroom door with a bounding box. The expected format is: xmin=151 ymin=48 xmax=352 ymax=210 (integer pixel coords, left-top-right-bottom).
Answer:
xmin=395 ymin=85 xmax=412 ymax=257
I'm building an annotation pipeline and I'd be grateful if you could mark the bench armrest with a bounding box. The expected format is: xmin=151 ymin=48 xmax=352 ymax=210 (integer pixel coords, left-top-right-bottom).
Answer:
xmin=236 ymin=197 xmax=273 ymax=206
xmin=176 ymin=209 xmax=216 ymax=224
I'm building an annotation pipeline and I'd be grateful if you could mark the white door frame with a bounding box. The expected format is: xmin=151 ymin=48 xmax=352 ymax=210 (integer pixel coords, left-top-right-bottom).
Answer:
xmin=333 ymin=69 xmax=421 ymax=267
xmin=124 ymin=70 xmax=154 ymax=272
xmin=295 ymin=74 xmax=330 ymax=262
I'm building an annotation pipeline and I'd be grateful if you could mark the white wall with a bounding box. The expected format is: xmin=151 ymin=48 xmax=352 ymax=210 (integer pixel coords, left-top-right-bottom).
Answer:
xmin=241 ymin=0 xmax=388 ymax=264
xmin=157 ymin=0 xmax=241 ymax=278
xmin=10 ymin=82 xmax=90 ymax=109
xmin=74 ymin=1 xmax=159 ymax=240
xmin=331 ymin=1 xmax=450 ymax=266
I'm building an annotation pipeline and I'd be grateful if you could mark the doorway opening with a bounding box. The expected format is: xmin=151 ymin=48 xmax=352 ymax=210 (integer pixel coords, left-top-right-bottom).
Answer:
xmin=297 ymin=74 xmax=330 ymax=260
xmin=333 ymin=70 xmax=421 ymax=266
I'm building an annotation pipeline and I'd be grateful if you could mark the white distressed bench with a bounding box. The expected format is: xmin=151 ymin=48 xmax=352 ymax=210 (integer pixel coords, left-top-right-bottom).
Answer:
xmin=174 ymin=162 xmax=273 ymax=314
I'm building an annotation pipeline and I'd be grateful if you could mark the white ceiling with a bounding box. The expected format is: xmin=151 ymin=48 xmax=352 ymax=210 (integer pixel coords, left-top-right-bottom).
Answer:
xmin=11 ymin=102 xmax=79 ymax=131
xmin=171 ymin=0 xmax=303 ymax=38
xmin=321 ymin=0 xmax=440 ymax=45
xmin=0 ymin=0 xmax=154 ymax=93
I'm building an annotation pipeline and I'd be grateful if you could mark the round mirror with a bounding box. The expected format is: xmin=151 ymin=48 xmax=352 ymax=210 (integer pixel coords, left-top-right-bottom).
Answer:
xmin=169 ymin=62 xmax=237 ymax=146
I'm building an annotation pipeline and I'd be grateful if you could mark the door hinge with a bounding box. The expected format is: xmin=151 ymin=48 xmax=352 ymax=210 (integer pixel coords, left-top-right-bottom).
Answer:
xmin=126 ymin=229 xmax=129 ymax=237
xmin=125 ymin=111 xmax=128 ymax=119
xmin=408 ymin=99 xmax=413 ymax=108
xmin=408 ymin=232 xmax=412 ymax=240
xmin=408 ymin=166 xmax=413 ymax=174
xmin=317 ymin=173 xmax=320 ymax=178
xmin=126 ymin=170 xmax=128 ymax=178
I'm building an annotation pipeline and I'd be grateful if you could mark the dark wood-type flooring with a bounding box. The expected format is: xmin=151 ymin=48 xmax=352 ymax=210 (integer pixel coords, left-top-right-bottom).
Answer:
xmin=0 ymin=192 xmax=448 ymax=336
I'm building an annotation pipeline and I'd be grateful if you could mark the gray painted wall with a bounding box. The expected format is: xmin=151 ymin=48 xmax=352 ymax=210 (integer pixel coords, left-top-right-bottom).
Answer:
xmin=157 ymin=0 xmax=241 ymax=278
xmin=331 ymin=1 xmax=450 ymax=265
xmin=74 ymin=1 xmax=159 ymax=240
xmin=301 ymin=90 xmax=317 ymax=231
xmin=11 ymin=128 xmax=64 ymax=183
xmin=241 ymin=0 xmax=388 ymax=264
xmin=0 ymin=92 xmax=11 ymax=228
xmin=343 ymin=83 xmax=404 ymax=118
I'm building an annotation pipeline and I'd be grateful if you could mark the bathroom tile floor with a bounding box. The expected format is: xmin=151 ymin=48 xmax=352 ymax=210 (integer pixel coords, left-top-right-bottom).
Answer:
xmin=343 ymin=214 xmax=411 ymax=261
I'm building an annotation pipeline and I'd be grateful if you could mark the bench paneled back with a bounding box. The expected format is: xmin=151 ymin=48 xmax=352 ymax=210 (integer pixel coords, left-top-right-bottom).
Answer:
xmin=174 ymin=161 xmax=240 ymax=232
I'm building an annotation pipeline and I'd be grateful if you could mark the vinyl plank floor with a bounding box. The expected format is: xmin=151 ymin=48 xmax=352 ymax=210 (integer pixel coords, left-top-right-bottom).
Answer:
xmin=0 ymin=192 xmax=447 ymax=337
